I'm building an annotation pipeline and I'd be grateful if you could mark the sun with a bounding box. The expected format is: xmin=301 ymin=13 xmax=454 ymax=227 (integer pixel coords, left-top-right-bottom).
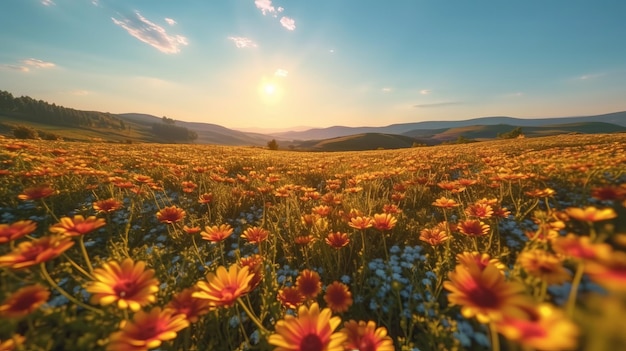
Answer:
xmin=264 ymin=84 xmax=276 ymax=95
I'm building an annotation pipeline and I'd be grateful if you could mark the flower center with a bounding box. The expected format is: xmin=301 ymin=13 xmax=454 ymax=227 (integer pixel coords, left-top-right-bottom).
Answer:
xmin=467 ymin=285 xmax=499 ymax=308
xmin=358 ymin=335 xmax=377 ymax=351
xmin=300 ymin=333 xmax=324 ymax=351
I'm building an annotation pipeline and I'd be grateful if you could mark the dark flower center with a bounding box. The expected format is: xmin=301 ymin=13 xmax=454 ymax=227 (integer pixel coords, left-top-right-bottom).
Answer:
xmin=300 ymin=333 xmax=324 ymax=351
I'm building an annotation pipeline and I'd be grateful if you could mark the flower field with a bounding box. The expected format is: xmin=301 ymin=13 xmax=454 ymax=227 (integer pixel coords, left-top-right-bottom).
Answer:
xmin=1 ymin=133 xmax=625 ymax=351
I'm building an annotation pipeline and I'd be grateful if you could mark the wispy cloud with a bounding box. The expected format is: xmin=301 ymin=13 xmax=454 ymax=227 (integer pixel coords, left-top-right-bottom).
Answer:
xmin=414 ymin=101 xmax=464 ymax=108
xmin=111 ymin=12 xmax=188 ymax=54
xmin=41 ymin=0 xmax=55 ymax=6
xmin=280 ymin=17 xmax=296 ymax=31
xmin=164 ymin=18 xmax=177 ymax=26
xmin=1 ymin=58 xmax=56 ymax=72
xmin=275 ymin=69 xmax=288 ymax=77
xmin=255 ymin=0 xmax=280 ymax=16
xmin=574 ymin=73 xmax=605 ymax=81
xmin=255 ymin=0 xmax=295 ymax=30
xmin=381 ymin=87 xmax=392 ymax=93
xmin=68 ymin=90 xmax=90 ymax=96
xmin=228 ymin=36 xmax=258 ymax=48
xmin=420 ymin=89 xmax=431 ymax=95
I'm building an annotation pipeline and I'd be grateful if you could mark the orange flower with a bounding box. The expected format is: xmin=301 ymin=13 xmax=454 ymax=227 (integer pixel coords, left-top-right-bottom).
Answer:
xmin=341 ymin=320 xmax=395 ymax=351
xmin=432 ymin=196 xmax=459 ymax=209
xmin=518 ymin=250 xmax=570 ymax=285
xmin=458 ymin=219 xmax=490 ymax=237
xmin=241 ymin=226 xmax=269 ymax=244
xmin=325 ymin=232 xmax=350 ymax=249
xmin=443 ymin=262 xmax=532 ymax=323
xmin=496 ymin=304 xmax=578 ymax=351
xmin=93 ymin=198 xmax=123 ymax=213
xmin=201 ymin=224 xmax=234 ymax=243
xmin=193 ymin=264 xmax=253 ymax=307
xmin=312 ymin=205 xmax=332 ymax=217
xmin=348 ymin=216 xmax=374 ymax=230
xmin=198 ymin=193 xmax=214 ymax=204
xmin=0 ymin=236 xmax=74 ymax=269
xmin=456 ymin=252 xmax=506 ymax=272
xmin=419 ymin=226 xmax=450 ymax=246
xmin=584 ymin=250 xmax=626 ymax=291
xmin=294 ymin=235 xmax=315 ymax=246
xmin=268 ymin=302 xmax=346 ymax=351
xmin=0 ymin=220 xmax=37 ymax=244
xmin=0 ymin=284 xmax=50 ymax=318
xmin=240 ymin=255 xmax=264 ymax=290
xmin=0 ymin=335 xmax=25 ymax=351
xmin=181 ymin=180 xmax=197 ymax=193
xmin=49 ymin=215 xmax=106 ymax=237
xmin=166 ymin=287 xmax=213 ymax=323
xmin=551 ymin=234 xmax=612 ymax=261
xmin=17 ymin=184 xmax=56 ymax=201
xmin=182 ymin=225 xmax=202 ymax=235
xmin=86 ymin=258 xmax=159 ymax=312
xmin=324 ymin=282 xmax=353 ymax=313
xmin=296 ymin=269 xmax=322 ymax=299
xmin=277 ymin=286 xmax=305 ymax=309
xmin=106 ymin=307 xmax=189 ymax=351
xmin=372 ymin=213 xmax=397 ymax=232
xmin=465 ymin=203 xmax=493 ymax=219
xmin=564 ymin=206 xmax=617 ymax=222
xmin=156 ymin=206 xmax=186 ymax=224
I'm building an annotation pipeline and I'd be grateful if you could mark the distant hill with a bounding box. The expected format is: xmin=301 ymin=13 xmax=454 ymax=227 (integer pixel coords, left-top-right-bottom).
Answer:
xmin=118 ymin=113 xmax=272 ymax=146
xmin=274 ymin=111 xmax=626 ymax=140
xmin=289 ymin=133 xmax=419 ymax=151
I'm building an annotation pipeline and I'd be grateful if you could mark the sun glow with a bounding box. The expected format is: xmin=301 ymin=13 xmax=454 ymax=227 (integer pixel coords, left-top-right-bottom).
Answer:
xmin=258 ymin=79 xmax=283 ymax=105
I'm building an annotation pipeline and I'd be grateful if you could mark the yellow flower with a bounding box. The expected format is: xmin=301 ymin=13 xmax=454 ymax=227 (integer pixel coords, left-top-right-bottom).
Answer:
xmin=107 ymin=307 xmax=189 ymax=351
xmin=564 ymin=206 xmax=617 ymax=222
xmin=49 ymin=215 xmax=106 ymax=237
xmin=268 ymin=302 xmax=346 ymax=351
xmin=341 ymin=320 xmax=395 ymax=351
xmin=444 ymin=262 xmax=532 ymax=323
xmin=193 ymin=264 xmax=253 ymax=307
xmin=86 ymin=258 xmax=159 ymax=312
xmin=0 ymin=284 xmax=49 ymax=318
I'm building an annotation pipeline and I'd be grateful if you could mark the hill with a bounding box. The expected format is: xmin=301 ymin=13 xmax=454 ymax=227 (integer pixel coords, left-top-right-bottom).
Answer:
xmin=288 ymin=133 xmax=421 ymax=151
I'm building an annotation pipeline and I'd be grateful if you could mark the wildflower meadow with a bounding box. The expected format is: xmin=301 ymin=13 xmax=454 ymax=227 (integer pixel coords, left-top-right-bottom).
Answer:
xmin=1 ymin=133 xmax=625 ymax=351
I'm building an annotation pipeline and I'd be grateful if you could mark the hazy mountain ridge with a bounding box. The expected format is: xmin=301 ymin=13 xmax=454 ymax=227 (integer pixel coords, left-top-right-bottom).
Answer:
xmin=273 ymin=111 xmax=626 ymax=140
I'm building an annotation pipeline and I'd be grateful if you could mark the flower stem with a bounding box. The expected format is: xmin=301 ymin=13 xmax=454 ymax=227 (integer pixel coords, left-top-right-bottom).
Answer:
xmin=40 ymin=262 xmax=104 ymax=315
xmin=489 ymin=322 xmax=500 ymax=351
xmin=567 ymin=261 xmax=585 ymax=316
xmin=236 ymin=298 xmax=269 ymax=335
xmin=79 ymin=236 xmax=94 ymax=275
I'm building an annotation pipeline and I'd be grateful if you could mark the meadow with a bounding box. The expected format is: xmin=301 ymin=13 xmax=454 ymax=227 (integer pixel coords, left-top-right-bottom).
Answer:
xmin=0 ymin=133 xmax=625 ymax=351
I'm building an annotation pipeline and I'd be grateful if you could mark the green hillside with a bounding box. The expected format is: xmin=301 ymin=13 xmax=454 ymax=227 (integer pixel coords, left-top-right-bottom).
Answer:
xmin=292 ymin=133 xmax=419 ymax=151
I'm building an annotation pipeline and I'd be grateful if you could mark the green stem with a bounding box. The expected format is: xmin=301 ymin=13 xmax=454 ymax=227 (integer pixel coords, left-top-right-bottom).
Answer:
xmin=566 ymin=261 xmax=585 ymax=316
xmin=79 ymin=236 xmax=94 ymax=275
xmin=40 ymin=262 xmax=104 ymax=315
xmin=489 ymin=322 xmax=500 ymax=351
xmin=62 ymin=253 xmax=92 ymax=279
xmin=236 ymin=298 xmax=269 ymax=335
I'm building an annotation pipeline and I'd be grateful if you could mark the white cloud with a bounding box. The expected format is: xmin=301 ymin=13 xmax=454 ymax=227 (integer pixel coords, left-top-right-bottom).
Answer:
xmin=419 ymin=89 xmax=431 ymax=95
xmin=329 ymin=49 xmax=335 ymax=53
xmin=22 ymin=58 xmax=56 ymax=68
xmin=255 ymin=0 xmax=276 ymax=15
xmin=111 ymin=12 xmax=188 ymax=54
xmin=165 ymin=18 xmax=177 ymax=26
xmin=228 ymin=36 xmax=258 ymax=48
xmin=41 ymin=0 xmax=55 ymax=6
xmin=275 ymin=69 xmax=288 ymax=77
xmin=280 ymin=16 xmax=296 ymax=31
xmin=381 ymin=87 xmax=392 ymax=92
xmin=0 ymin=58 xmax=56 ymax=72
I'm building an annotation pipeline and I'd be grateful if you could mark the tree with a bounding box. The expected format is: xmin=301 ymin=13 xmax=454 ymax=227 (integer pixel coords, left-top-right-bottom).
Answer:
xmin=13 ymin=125 xmax=38 ymax=139
xmin=267 ymin=139 xmax=279 ymax=150
xmin=498 ymin=127 xmax=523 ymax=139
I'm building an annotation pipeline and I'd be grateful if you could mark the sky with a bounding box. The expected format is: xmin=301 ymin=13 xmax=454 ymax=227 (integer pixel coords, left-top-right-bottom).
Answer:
xmin=1 ymin=0 xmax=625 ymax=130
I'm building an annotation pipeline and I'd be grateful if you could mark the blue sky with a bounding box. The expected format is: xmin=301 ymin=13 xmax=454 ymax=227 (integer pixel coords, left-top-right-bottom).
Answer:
xmin=1 ymin=0 xmax=625 ymax=130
